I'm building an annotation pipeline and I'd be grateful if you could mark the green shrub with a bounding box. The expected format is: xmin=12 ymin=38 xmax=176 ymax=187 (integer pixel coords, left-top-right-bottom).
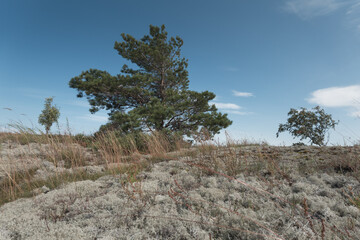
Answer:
xmin=38 ymin=97 xmax=60 ymax=134
xmin=277 ymin=106 xmax=338 ymax=146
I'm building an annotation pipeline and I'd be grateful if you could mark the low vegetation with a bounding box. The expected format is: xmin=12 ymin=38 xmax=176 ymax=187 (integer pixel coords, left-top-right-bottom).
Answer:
xmin=38 ymin=97 xmax=60 ymax=134
xmin=277 ymin=106 xmax=338 ymax=146
xmin=1 ymin=123 xmax=359 ymax=239
xmin=0 ymin=127 xmax=172 ymax=205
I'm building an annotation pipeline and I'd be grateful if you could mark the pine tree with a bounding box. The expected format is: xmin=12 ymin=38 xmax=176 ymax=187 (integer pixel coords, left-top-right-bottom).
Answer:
xmin=69 ymin=25 xmax=232 ymax=137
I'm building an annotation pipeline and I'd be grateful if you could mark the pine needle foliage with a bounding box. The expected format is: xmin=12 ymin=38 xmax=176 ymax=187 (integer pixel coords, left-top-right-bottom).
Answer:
xmin=69 ymin=25 xmax=232 ymax=137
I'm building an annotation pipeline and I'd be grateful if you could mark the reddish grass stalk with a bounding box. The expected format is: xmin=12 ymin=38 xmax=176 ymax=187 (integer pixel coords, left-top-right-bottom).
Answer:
xmin=303 ymin=198 xmax=315 ymax=236
xmin=331 ymin=225 xmax=355 ymax=240
xmin=321 ymin=219 xmax=325 ymax=240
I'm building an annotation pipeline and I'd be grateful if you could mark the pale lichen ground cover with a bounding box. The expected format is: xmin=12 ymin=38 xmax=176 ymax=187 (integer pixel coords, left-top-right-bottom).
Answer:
xmin=0 ymin=143 xmax=360 ymax=240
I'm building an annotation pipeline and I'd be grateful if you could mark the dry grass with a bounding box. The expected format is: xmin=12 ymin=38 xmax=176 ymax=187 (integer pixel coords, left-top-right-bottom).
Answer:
xmin=193 ymin=140 xmax=290 ymax=182
xmin=0 ymin=124 xmax=186 ymax=207
xmin=344 ymin=186 xmax=360 ymax=210
xmin=179 ymin=162 xmax=355 ymax=239
xmin=1 ymin=125 xmax=359 ymax=239
xmin=178 ymin=136 xmax=359 ymax=239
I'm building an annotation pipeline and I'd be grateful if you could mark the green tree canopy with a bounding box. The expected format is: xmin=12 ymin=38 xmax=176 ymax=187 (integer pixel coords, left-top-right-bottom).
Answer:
xmin=38 ymin=97 xmax=60 ymax=134
xmin=69 ymin=25 xmax=232 ymax=137
xmin=276 ymin=106 xmax=338 ymax=146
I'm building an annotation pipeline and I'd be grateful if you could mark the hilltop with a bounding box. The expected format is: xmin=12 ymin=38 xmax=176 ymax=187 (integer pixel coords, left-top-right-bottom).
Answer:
xmin=0 ymin=133 xmax=359 ymax=239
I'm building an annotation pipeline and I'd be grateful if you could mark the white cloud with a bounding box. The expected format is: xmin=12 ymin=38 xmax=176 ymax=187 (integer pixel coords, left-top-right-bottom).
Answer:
xmin=308 ymin=85 xmax=360 ymax=107
xmin=212 ymin=102 xmax=242 ymax=110
xmin=226 ymin=110 xmax=253 ymax=115
xmin=308 ymin=85 xmax=360 ymax=116
xmin=283 ymin=0 xmax=349 ymax=19
xmin=232 ymin=90 xmax=254 ymax=97
xmin=78 ymin=114 xmax=108 ymax=123
xmin=350 ymin=110 xmax=360 ymax=117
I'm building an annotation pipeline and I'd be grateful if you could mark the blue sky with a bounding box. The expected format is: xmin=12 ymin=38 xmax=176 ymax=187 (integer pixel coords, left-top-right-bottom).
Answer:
xmin=1 ymin=0 xmax=360 ymax=145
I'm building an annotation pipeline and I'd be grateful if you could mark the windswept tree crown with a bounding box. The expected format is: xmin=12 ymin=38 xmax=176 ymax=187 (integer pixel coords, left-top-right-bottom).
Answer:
xmin=276 ymin=106 xmax=338 ymax=146
xmin=69 ymin=25 xmax=232 ymax=136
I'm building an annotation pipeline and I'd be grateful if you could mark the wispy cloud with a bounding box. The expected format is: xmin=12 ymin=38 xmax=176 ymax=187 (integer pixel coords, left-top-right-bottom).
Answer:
xmin=349 ymin=110 xmax=360 ymax=117
xmin=345 ymin=1 xmax=360 ymax=30
xmin=284 ymin=0 xmax=360 ymax=32
xmin=77 ymin=114 xmax=108 ymax=123
xmin=226 ymin=110 xmax=253 ymax=115
xmin=346 ymin=1 xmax=360 ymax=14
xmin=213 ymin=95 xmax=221 ymax=101
xmin=210 ymin=101 xmax=253 ymax=115
xmin=232 ymin=90 xmax=254 ymax=97
xmin=307 ymin=84 xmax=360 ymax=116
xmin=212 ymin=102 xmax=242 ymax=110
xmin=283 ymin=0 xmax=348 ymax=19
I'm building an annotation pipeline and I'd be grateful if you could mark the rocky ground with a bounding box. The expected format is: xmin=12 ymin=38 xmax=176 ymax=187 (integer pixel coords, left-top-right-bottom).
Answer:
xmin=0 ymin=142 xmax=360 ymax=239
